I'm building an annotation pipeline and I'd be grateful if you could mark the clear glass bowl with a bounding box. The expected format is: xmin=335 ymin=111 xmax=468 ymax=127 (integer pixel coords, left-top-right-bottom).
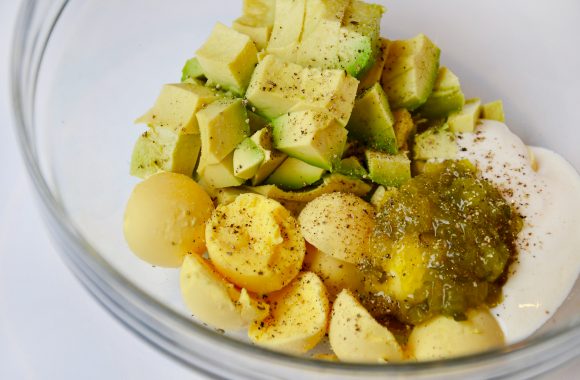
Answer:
xmin=11 ymin=0 xmax=580 ymax=378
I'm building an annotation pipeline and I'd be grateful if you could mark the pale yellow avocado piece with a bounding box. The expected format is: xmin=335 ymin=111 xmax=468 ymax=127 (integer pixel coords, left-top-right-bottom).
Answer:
xmin=303 ymin=244 xmax=363 ymax=300
xmin=392 ymin=108 xmax=415 ymax=151
xmin=135 ymin=82 xmax=219 ymax=134
xmin=206 ymin=193 xmax=305 ymax=294
xmin=232 ymin=22 xmax=271 ymax=51
xmin=123 ymin=172 xmax=214 ymax=267
xmin=329 ymin=289 xmax=404 ymax=363
xmin=248 ymin=272 xmax=329 ymax=354
xmin=407 ymin=308 xmax=504 ymax=360
xmin=481 ymin=100 xmax=505 ymax=122
xmin=246 ymin=55 xmax=305 ymax=120
xmin=247 ymin=55 xmax=359 ymax=125
xmin=369 ymin=185 xmax=398 ymax=209
xmin=298 ymin=192 xmax=375 ymax=264
xmin=266 ymin=0 xmax=306 ymax=62
xmin=448 ymin=98 xmax=482 ymax=133
xmin=358 ymin=38 xmax=390 ymax=91
xmin=180 ymin=254 xmax=269 ymax=331
xmin=196 ymin=23 xmax=258 ymax=95
xmin=272 ymin=110 xmax=348 ymax=170
xmin=233 ymin=0 xmax=276 ymax=50
xmin=197 ymin=152 xmax=245 ymax=189
xmin=413 ymin=125 xmax=457 ymax=160
xmin=296 ymin=0 xmax=349 ymax=68
xmin=196 ymin=98 xmax=250 ymax=166
xmin=295 ymin=67 xmax=359 ymax=126
xmin=249 ymin=127 xmax=287 ymax=186
xmin=215 ymin=187 xmax=247 ymax=206
xmin=130 ymin=127 xmax=201 ymax=179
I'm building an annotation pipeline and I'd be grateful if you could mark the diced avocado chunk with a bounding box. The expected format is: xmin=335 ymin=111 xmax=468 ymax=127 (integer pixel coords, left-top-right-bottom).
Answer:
xmin=295 ymin=0 xmax=350 ymax=69
xmin=232 ymin=22 xmax=271 ymax=51
xmin=266 ymin=0 xmax=306 ymax=61
xmin=197 ymin=152 xmax=245 ymax=189
xmin=366 ymin=150 xmax=411 ymax=187
xmin=247 ymin=173 xmax=372 ymax=202
xmin=249 ymin=127 xmax=287 ymax=185
xmin=215 ymin=187 xmax=247 ymax=206
xmin=181 ymin=58 xmax=205 ymax=82
xmin=370 ymin=185 xmax=398 ymax=208
xmin=336 ymin=156 xmax=368 ymax=179
xmin=382 ymin=34 xmax=441 ymax=110
xmin=413 ymin=125 xmax=457 ymax=160
xmin=347 ymin=83 xmax=397 ymax=154
xmin=196 ymin=98 xmax=250 ymax=165
xmin=481 ymin=100 xmax=505 ymax=122
xmin=135 ymin=82 xmax=218 ymax=134
xmin=130 ymin=127 xmax=201 ymax=179
xmin=233 ymin=0 xmax=276 ymax=51
xmin=418 ymin=67 xmax=465 ymax=118
xmin=358 ymin=38 xmax=390 ymax=92
xmin=296 ymin=67 xmax=359 ymax=126
xmin=338 ymin=0 xmax=384 ymax=77
xmin=392 ymin=109 xmax=415 ymax=151
xmin=272 ymin=110 xmax=347 ymax=170
xmin=196 ymin=23 xmax=258 ymax=95
xmin=233 ymin=137 xmax=265 ymax=179
xmin=296 ymin=0 xmax=383 ymax=78
xmin=448 ymin=98 xmax=482 ymax=133
xmin=246 ymin=55 xmax=358 ymax=125
xmin=265 ymin=157 xmax=326 ymax=190
xmin=246 ymin=55 xmax=304 ymax=119
xmin=247 ymin=110 xmax=269 ymax=134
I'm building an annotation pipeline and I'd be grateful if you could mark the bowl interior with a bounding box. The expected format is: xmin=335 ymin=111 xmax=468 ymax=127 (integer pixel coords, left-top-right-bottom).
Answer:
xmin=31 ymin=0 xmax=580 ymax=375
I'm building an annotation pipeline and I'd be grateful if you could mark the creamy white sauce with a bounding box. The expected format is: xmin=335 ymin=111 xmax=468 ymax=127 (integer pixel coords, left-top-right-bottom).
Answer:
xmin=456 ymin=120 xmax=580 ymax=343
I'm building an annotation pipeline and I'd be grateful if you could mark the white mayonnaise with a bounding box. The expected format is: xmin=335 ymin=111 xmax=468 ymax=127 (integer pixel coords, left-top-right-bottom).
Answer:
xmin=456 ymin=120 xmax=580 ymax=343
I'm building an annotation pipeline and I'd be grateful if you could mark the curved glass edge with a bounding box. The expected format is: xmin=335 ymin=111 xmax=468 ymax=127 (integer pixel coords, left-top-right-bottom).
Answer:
xmin=9 ymin=0 xmax=580 ymax=379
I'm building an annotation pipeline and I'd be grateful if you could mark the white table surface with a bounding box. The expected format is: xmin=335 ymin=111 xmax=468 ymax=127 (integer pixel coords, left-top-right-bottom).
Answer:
xmin=0 ymin=1 xmax=577 ymax=379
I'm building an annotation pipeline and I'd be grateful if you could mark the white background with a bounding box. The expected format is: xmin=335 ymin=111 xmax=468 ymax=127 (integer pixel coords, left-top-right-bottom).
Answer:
xmin=0 ymin=1 xmax=577 ymax=379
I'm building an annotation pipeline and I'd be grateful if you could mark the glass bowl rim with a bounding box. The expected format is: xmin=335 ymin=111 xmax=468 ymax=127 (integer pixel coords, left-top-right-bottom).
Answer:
xmin=9 ymin=0 xmax=580 ymax=377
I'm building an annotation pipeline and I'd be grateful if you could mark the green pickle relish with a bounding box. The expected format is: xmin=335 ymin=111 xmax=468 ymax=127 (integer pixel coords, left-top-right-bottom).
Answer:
xmin=360 ymin=160 xmax=523 ymax=325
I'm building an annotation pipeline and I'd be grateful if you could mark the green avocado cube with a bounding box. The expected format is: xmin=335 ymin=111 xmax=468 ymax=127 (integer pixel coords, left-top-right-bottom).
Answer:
xmin=130 ymin=127 xmax=201 ymax=179
xmin=181 ymin=58 xmax=205 ymax=82
xmin=481 ymin=100 xmax=505 ymax=122
xmin=347 ymin=83 xmax=397 ymax=154
xmin=365 ymin=150 xmax=411 ymax=187
xmin=249 ymin=127 xmax=287 ymax=185
xmin=418 ymin=67 xmax=465 ymax=118
xmin=266 ymin=0 xmax=306 ymax=61
xmin=197 ymin=152 xmax=245 ymax=189
xmin=265 ymin=157 xmax=326 ymax=190
xmin=233 ymin=137 xmax=265 ymax=180
xmin=336 ymin=156 xmax=368 ymax=179
xmin=448 ymin=98 xmax=482 ymax=133
xmin=196 ymin=23 xmax=258 ymax=95
xmin=135 ymin=82 xmax=219 ymax=135
xmin=196 ymin=98 xmax=250 ymax=166
xmin=272 ymin=110 xmax=348 ymax=171
xmin=413 ymin=125 xmax=457 ymax=160
xmin=382 ymin=34 xmax=441 ymax=110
